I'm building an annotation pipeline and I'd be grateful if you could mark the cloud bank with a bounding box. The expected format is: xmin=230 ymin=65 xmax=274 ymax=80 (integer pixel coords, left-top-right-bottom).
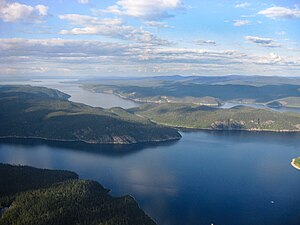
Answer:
xmin=59 ymin=14 xmax=170 ymax=45
xmin=1 ymin=38 xmax=299 ymax=76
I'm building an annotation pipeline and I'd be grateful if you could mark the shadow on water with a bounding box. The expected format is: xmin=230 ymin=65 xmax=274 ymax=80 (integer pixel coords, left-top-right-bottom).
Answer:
xmin=0 ymin=138 xmax=179 ymax=157
xmin=179 ymin=128 xmax=300 ymax=144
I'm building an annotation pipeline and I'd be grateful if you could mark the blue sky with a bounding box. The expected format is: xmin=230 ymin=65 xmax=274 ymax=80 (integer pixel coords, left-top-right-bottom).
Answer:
xmin=0 ymin=0 xmax=300 ymax=77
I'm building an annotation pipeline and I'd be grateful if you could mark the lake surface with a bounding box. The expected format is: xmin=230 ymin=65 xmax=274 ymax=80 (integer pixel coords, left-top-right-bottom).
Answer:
xmin=221 ymin=102 xmax=300 ymax=114
xmin=1 ymin=80 xmax=300 ymax=225
xmin=1 ymin=79 xmax=300 ymax=113
xmin=1 ymin=132 xmax=300 ymax=225
xmin=0 ymin=79 xmax=139 ymax=109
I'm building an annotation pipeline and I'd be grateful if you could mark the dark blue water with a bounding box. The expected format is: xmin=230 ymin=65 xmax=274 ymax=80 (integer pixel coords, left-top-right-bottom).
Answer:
xmin=1 ymin=80 xmax=300 ymax=225
xmin=1 ymin=131 xmax=300 ymax=225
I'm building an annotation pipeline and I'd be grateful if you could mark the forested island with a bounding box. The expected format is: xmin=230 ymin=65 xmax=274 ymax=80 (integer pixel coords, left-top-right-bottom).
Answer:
xmin=0 ymin=85 xmax=181 ymax=144
xmin=0 ymin=163 xmax=156 ymax=225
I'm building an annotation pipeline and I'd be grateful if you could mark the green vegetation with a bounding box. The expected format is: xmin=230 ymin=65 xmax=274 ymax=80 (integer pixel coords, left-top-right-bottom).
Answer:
xmin=132 ymin=103 xmax=300 ymax=131
xmin=0 ymin=164 xmax=156 ymax=225
xmin=84 ymin=75 xmax=300 ymax=105
xmin=0 ymin=85 xmax=181 ymax=144
xmin=0 ymin=85 xmax=70 ymax=100
xmin=0 ymin=164 xmax=78 ymax=208
xmin=293 ymin=157 xmax=300 ymax=168
xmin=269 ymin=97 xmax=300 ymax=108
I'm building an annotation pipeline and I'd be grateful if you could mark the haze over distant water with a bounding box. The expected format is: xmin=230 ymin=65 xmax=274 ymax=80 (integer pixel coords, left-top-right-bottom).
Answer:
xmin=3 ymin=78 xmax=300 ymax=114
xmin=0 ymin=79 xmax=139 ymax=109
xmin=220 ymin=102 xmax=300 ymax=114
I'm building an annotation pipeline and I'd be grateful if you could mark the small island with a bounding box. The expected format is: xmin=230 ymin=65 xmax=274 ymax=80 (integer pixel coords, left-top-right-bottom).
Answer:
xmin=291 ymin=157 xmax=300 ymax=171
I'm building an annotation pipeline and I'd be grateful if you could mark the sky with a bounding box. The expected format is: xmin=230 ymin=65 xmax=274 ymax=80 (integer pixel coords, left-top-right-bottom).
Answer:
xmin=0 ymin=0 xmax=300 ymax=78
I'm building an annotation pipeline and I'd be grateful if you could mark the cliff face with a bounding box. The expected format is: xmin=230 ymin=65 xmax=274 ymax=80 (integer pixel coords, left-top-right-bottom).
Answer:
xmin=0 ymin=85 xmax=181 ymax=145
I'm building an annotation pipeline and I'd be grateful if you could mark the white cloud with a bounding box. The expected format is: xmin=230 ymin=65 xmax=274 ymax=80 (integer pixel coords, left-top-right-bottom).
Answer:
xmin=258 ymin=6 xmax=300 ymax=19
xmin=0 ymin=0 xmax=48 ymax=22
xmin=59 ymin=14 xmax=170 ymax=45
xmin=244 ymin=36 xmax=281 ymax=47
xmin=235 ymin=2 xmax=250 ymax=8
xmin=1 ymin=38 xmax=299 ymax=76
xmin=241 ymin=14 xmax=255 ymax=18
xmin=233 ymin=20 xmax=251 ymax=26
xmin=103 ymin=0 xmax=184 ymax=20
xmin=78 ymin=0 xmax=89 ymax=4
xmin=144 ymin=21 xmax=172 ymax=28
xmin=195 ymin=40 xmax=217 ymax=46
xmin=255 ymin=52 xmax=297 ymax=66
xmin=35 ymin=5 xmax=48 ymax=16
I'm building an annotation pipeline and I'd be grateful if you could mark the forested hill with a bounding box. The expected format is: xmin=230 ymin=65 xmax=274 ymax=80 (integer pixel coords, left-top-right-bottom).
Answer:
xmin=0 ymin=164 xmax=156 ymax=225
xmin=0 ymin=85 xmax=71 ymax=100
xmin=84 ymin=76 xmax=300 ymax=106
xmin=132 ymin=103 xmax=300 ymax=132
xmin=0 ymin=85 xmax=181 ymax=144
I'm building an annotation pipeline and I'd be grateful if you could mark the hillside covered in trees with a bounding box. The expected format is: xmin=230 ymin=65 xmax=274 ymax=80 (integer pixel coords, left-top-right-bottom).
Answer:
xmin=132 ymin=103 xmax=300 ymax=131
xmin=0 ymin=164 xmax=156 ymax=225
xmin=0 ymin=85 xmax=181 ymax=144
xmin=84 ymin=75 xmax=300 ymax=106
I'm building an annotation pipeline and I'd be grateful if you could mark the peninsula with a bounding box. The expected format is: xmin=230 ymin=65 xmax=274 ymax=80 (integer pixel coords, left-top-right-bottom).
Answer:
xmin=0 ymin=85 xmax=181 ymax=145
xmin=132 ymin=103 xmax=300 ymax=132
xmin=0 ymin=163 xmax=156 ymax=225
xmin=83 ymin=75 xmax=300 ymax=107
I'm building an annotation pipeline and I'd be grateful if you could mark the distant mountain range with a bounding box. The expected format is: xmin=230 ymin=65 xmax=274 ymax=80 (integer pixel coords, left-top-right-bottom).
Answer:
xmin=82 ymin=75 xmax=300 ymax=86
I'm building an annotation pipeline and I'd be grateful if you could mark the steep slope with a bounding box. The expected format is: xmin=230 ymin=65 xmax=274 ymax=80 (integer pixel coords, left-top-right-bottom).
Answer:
xmin=0 ymin=164 xmax=156 ymax=225
xmin=0 ymin=85 xmax=181 ymax=144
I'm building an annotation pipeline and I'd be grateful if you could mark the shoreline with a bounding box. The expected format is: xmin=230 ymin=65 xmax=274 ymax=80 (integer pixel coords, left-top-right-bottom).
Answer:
xmin=0 ymin=135 xmax=181 ymax=145
xmin=142 ymin=118 xmax=300 ymax=134
xmin=86 ymin=88 xmax=300 ymax=110
xmin=177 ymin=127 xmax=300 ymax=133
xmin=176 ymin=127 xmax=300 ymax=133
xmin=291 ymin=158 xmax=300 ymax=171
